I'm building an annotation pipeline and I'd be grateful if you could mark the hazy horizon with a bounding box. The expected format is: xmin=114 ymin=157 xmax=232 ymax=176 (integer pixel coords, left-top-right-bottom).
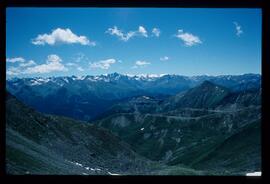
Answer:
xmin=6 ymin=72 xmax=261 ymax=80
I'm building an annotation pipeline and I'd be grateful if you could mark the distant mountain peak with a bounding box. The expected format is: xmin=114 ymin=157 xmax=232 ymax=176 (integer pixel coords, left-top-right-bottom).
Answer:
xmin=196 ymin=80 xmax=229 ymax=93
xmin=201 ymin=80 xmax=215 ymax=86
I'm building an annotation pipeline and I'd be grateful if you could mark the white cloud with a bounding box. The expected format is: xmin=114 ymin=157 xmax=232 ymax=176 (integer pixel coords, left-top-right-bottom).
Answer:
xmin=19 ymin=60 xmax=36 ymax=67
xmin=132 ymin=60 xmax=151 ymax=69
xmin=6 ymin=66 xmax=22 ymax=76
xmin=74 ymin=53 xmax=86 ymax=63
xmin=7 ymin=58 xmax=36 ymax=75
xmin=90 ymin=59 xmax=116 ymax=69
xmin=160 ymin=56 xmax=169 ymax=61
xmin=66 ymin=62 xmax=85 ymax=72
xmin=135 ymin=60 xmax=150 ymax=66
xmin=24 ymin=54 xmax=67 ymax=74
xmin=233 ymin=22 xmax=243 ymax=37
xmin=152 ymin=28 xmax=161 ymax=37
xmin=66 ymin=62 xmax=77 ymax=66
xmin=6 ymin=55 xmax=68 ymax=76
xmin=106 ymin=26 xmax=135 ymax=41
xmin=32 ymin=28 xmax=96 ymax=46
xmin=175 ymin=29 xmax=202 ymax=46
xmin=6 ymin=57 xmax=25 ymax=63
xmin=106 ymin=26 xmax=148 ymax=41
xmin=138 ymin=26 xmax=148 ymax=37
xmin=77 ymin=66 xmax=84 ymax=72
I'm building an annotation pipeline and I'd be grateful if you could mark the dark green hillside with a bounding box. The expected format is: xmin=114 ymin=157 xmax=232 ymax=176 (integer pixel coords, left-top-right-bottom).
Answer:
xmin=161 ymin=81 xmax=230 ymax=111
xmin=93 ymin=82 xmax=261 ymax=175
xmin=192 ymin=120 xmax=261 ymax=174
xmin=6 ymin=92 xmax=152 ymax=174
xmin=95 ymin=106 xmax=260 ymax=169
xmin=6 ymin=92 xmax=205 ymax=175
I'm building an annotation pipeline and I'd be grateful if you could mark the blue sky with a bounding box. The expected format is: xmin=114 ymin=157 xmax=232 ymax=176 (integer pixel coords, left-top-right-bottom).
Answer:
xmin=6 ymin=8 xmax=262 ymax=78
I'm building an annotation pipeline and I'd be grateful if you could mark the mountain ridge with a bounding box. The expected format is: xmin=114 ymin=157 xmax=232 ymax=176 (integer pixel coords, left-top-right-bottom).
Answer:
xmin=6 ymin=73 xmax=261 ymax=121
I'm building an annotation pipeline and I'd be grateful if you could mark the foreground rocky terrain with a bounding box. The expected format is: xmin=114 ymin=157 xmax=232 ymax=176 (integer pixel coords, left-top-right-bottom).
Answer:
xmin=6 ymin=74 xmax=261 ymax=175
xmin=6 ymin=92 xmax=208 ymax=175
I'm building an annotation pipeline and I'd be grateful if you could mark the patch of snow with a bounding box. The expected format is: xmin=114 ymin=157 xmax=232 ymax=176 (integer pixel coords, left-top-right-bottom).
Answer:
xmin=63 ymin=78 xmax=69 ymax=83
xmin=89 ymin=168 xmax=101 ymax=171
xmin=160 ymin=73 xmax=168 ymax=77
xmin=125 ymin=74 xmax=135 ymax=77
xmin=148 ymin=74 xmax=160 ymax=78
xmin=246 ymin=172 xmax=261 ymax=176
xmin=108 ymin=171 xmax=120 ymax=175
xmin=76 ymin=76 xmax=86 ymax=80
xmin=75 ymin=162 xmax=83 ymax=167
xmin=36 ymin=78 xmax=50 ymax=83
xmin=31 ymin=81 xmax=42 ymax=86
xmin=67 ymin=160 xmax=84 ymax=167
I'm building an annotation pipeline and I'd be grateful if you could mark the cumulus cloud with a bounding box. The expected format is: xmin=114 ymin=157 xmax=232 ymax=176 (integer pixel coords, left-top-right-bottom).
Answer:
xmin=233 ymin=22 xmax=243 ymax=37
xmin=132 ymin=60 xmax=151 ymax=69
xmin=32 ymin=28 xmax=96 ymax=46
xmin=6 ymin=55 xmax=68 ymax=76
xmin=6 ymin=66 xmax=22 ymax=76
xmin=90 ymin=59 xmax=116 ymax=69
xmin=152 ymin=28 xmax=161 ymax=37
xmin=106 ymin=26 xmax=148 ymax=41
xmin=175 ymin=29 xmax=202 ymax=46
xmin=160 ymin=56 xmax=169 ymax=61
xmin=7 ymin=58 xmax=36 ymax=75
xmin=24 ymin=54 xmax=67 ymax=74
xmin=19 ymin=60 xmax=36 ymax=67
xmin=6 ymin=57 xmax=25 ymax=63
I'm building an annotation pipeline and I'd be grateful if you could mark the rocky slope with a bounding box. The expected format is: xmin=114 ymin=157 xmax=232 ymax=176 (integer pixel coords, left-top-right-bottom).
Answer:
xmin=6 ymin=92 xmax=209 ymax=175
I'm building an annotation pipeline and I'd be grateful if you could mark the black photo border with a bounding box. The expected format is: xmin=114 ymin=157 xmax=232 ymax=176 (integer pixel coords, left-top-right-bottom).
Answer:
xmin=0 ymin=0 xmax=269 ymax=184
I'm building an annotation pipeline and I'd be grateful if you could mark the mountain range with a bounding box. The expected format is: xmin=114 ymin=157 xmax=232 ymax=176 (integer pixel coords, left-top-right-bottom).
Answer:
xmin=6 ymin=73 xmax=261 ymax=175
xmin=6 ymin=73 xmax=261 ymax=121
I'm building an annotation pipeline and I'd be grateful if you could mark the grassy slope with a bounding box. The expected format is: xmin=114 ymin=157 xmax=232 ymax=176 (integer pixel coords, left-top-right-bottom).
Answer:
xmin=95 ymin=105 xmax=261 ymax=175
xmin=192 ymin=120 xmax=261 ymax=175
